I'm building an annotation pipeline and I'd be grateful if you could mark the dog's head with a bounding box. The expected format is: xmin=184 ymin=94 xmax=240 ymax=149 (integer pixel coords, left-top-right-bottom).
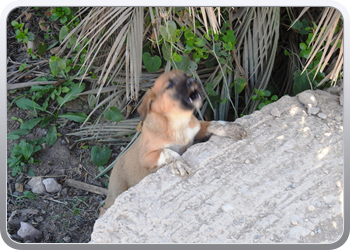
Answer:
xmin=138 ymin=70 xmax=202 ymax=120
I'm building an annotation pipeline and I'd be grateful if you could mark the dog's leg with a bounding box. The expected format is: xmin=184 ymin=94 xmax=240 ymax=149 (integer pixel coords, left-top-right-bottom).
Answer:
xmin=144 ymin=149 xmax=190 ymax=176
xmin=195 ymin=121 xmax=247 ymax=141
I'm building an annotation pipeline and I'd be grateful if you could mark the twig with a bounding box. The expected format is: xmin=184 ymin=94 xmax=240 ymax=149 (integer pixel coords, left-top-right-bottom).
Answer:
xmin=65 ymin=179 xmax=108 ymax=195
xmin=7 ymin=81 xmax=57 ymax=90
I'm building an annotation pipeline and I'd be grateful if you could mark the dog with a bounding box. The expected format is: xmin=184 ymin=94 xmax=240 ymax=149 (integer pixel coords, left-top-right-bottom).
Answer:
xmin=99 ymin=70 xmax=247 ymax=216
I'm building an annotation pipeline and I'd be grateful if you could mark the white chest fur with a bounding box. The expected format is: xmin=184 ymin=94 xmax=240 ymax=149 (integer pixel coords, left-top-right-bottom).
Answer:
xmin=166 ymin=123 xmax=200 ymax=154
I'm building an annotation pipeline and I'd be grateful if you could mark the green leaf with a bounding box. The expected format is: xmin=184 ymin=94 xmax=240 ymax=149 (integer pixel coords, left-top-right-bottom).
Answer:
xmin=103 ymin=107 xmax=123 ymax=122
xmin=40 ymin=116 xmax=55 ymax=128
xmin=171 ymin=55 xmax=190 ymax=72
xmin=19 ymin=63 xmax=27 ymax=71
xmin=59 ymin=26 xmax=69 ymax=42
xmin=284 ymin=50 xmax=291 ymax=56
xmin=57 ymin=83 xmax=85 ymax=107
xmin=64 ymin=7 xmax=71 ymax=15
xmin=258 ymin=103 xmax=267 ymax=110
xmin=7 ymin=129 xmax=31 ymax=140
xmin=19 ymin=140 xmax=34 ymax=161
xmin=159 ymin=20 xmax=177 ymax=43
xmin=263 ymin=90 xmax=271 ymax=97
xmin=142 ymin=52 xmax=161 ymax=73
xmin=38 ymin=42 xmax=48 ymax=55
xmin=91 ymin=146 xmax=111 ymax=166
xmin=299 ymin=43 xmax=307 ymax=50
xmin=23 ymin=190 xmax=36 ymax=200
xmin=20 ymin=118 xmax=42 ymax=131
xmin=58 ymin=112 xmax=88 ymax=123
xmin=11 ymin=20 xmax=19 ymax=27
xmin=51 ymin=12 xmax=60 ymax=21
xmin=205 ymin=82 xmax=218 ymax=96
xmin=16 ymin=98 xmax=43 ymax=111
xmin=46 ymin=125 xmax=57 ymax=146
xmin=49 ymin=56 xmax=66 ymax=76
xmin=194 ymin=36 xmax=206 ymax=47
xmin=27 ymin=32 xmax=35 ymax=41
xmin=293 ymin=70 xmax=312 ymax=95
xmin=60 ymin=16 xmax=67 ymax=24
xmin=233 ymin=77 xmax=247 ymax=95
xmin=222 ymin=30 xmax=236 ymax=44
xmin=173 ymin=53 xmax=182 ymax=62
xmin=271 ymin=95 xmax=278 ymax=101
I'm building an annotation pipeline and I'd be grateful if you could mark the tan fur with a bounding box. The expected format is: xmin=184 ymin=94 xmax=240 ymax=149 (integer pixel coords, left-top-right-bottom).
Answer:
xmin=99 ymin=70 xmax=247 ymax=217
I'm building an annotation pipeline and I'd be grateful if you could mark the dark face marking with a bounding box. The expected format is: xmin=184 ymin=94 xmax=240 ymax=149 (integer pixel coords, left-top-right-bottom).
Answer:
xmin=166 ymin=73 xmax=202 ymax=110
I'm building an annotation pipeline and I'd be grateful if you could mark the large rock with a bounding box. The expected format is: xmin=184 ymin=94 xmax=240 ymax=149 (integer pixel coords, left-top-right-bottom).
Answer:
xmin=91 ymin=90 xmax=343 ymax=243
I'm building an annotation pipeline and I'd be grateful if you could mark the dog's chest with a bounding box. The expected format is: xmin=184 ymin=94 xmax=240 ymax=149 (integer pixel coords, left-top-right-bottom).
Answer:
xmin=168 ymin=123 xmax=200 ymax=154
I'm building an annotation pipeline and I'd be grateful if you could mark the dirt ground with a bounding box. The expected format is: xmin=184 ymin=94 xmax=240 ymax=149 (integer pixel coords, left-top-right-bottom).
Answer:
xmin=6 ymin=7 xmax=117 ymax=243
xmin=6 ymin=95 xmax=117 ymax=243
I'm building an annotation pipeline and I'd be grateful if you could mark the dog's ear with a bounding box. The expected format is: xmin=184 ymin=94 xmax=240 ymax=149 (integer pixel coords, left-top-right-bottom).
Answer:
xmin=138 ymin=89 xmax=156 ymax=121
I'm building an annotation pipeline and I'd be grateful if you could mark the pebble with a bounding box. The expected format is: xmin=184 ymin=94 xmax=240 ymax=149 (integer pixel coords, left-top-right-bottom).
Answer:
xmin=28 ymin=177 xmax=45 ymax=194
xmin=301 ymin=195 xmax=308 ymax=201
xmin=308 ymin=205 xmax=315 ymax=212
xmin=336 ymin=181 xmax=342 ymax=188
xmin=310 ymin=232 xmax=315 ymax=236
xmin=298 ymin=91 xmax=318 ymax=108
xmin=317 ymin=113 xmax=327 ymax=119
xmin=291 ymin=221 xmax=298 ymax=226
xmin=17 ymin=222 xmax=41 ymax=239
xmin=63 ymin=236 xmax=71 ymax=243
xmin=245 ymin=159 xmax=250 ymax=164
xmin=221 ymin=203 xmax=235 ymax=212
xmin=42 ymin=178 xmax=62 ymax=193
xmin=271 ymin=108 xmax=281 ymax=117
xmin=290 ymin=183 xmax=296 ymax=188
xmin=308 ymin=107 xmax=320 ymax=115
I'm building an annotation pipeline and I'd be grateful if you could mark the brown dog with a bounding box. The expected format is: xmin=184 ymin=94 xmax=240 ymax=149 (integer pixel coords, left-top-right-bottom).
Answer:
xmin=99 ymin=70 xmax=247 ymax=216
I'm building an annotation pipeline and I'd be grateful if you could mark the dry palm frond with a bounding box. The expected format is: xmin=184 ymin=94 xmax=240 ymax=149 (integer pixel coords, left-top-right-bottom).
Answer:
xmin=232 ymin=7 xmax=280 ymax=114
xmin=292 ymin=7 xmax=343 ymax=85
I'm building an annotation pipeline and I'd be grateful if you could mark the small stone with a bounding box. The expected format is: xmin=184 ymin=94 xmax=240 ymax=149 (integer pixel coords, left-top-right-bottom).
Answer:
xmin=298 ymin=91 xmax=318 ymax=108
xmin=17 ymin=222 xmax=41 ymax=239
xmin=271 ymin=108 xmax=281 ymax=117
xmin=42 ymin=178 xmax=62 ymax=193
xmin=50 ymin=47 xmax=61 ymax=55
xmin=317 ymin=229 xmax=322 ymax=234
xmin=63 ymin=236 xmax=71 ymax=243
xmin=301 ymin=195 xmax=308 ymax=201
xmin=221 ymin=203 xmax=235 ymax=212
xmin=245 ymin=159 xmax=250 ymax=164
xmin=328 ymin=204 xmax=333 ymax=208
xmin=317 ymin=113 xmax=327 ymax=119
xmin=336 ymin=181 xmax=342 ymax=188
xmin=15 ymin=183 xmax=24 ymax=193
xmin=310 ymin=232 xmax=315 ymax=236
xmin=308 ymin=107 xmax=320 ymax=115
xmin=291 ymin=221 xmax=298 ymax=226
xmin=290 ymin=183 xmax=296 ymax=188
xmin=308 ymin=205 xmax=315 ymax=212
xmin=28 ymin=177 xmax=45 ymax=194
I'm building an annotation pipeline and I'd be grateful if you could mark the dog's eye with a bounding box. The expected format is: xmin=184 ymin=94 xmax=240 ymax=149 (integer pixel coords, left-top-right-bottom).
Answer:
xmin=167 ymin=81 xmax=174 ymax=89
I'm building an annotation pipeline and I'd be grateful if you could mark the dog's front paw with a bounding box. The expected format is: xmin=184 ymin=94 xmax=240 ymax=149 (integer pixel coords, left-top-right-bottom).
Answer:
xmin=158 ymin=148 xmax=190 ymax=176
xmin=169 ymin=158 xmax=190 ymax=177
xmin=208 ymin=121 xmax=247 ymax=140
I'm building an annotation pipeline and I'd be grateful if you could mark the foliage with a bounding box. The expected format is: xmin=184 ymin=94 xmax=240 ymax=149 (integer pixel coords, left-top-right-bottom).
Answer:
xmin=251 ymin=89 xmax=278 ymax=110
xmin=7 ymin=138 xmax=44 ymax=176
xmin=11 ymin=20 xmax=34 ymax=43
xmin=91 ymin=146 xmax=112 ymax=166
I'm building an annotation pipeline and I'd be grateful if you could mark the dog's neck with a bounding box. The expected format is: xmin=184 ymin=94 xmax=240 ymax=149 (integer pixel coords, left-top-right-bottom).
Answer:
xmin=144 ymin=111 xmax=196 ymax=142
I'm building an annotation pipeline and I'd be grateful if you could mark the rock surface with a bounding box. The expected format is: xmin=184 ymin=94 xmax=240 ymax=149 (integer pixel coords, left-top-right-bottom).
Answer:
xmin=42 ymin=178 xmax=62 ymax=193
xmin=27 ymin=177 xmax=45 ymax=194
xmin=91 ymin=90 xmax=343 ymax=244
xmin=17 ymin=222 xmax=41 ymax=240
